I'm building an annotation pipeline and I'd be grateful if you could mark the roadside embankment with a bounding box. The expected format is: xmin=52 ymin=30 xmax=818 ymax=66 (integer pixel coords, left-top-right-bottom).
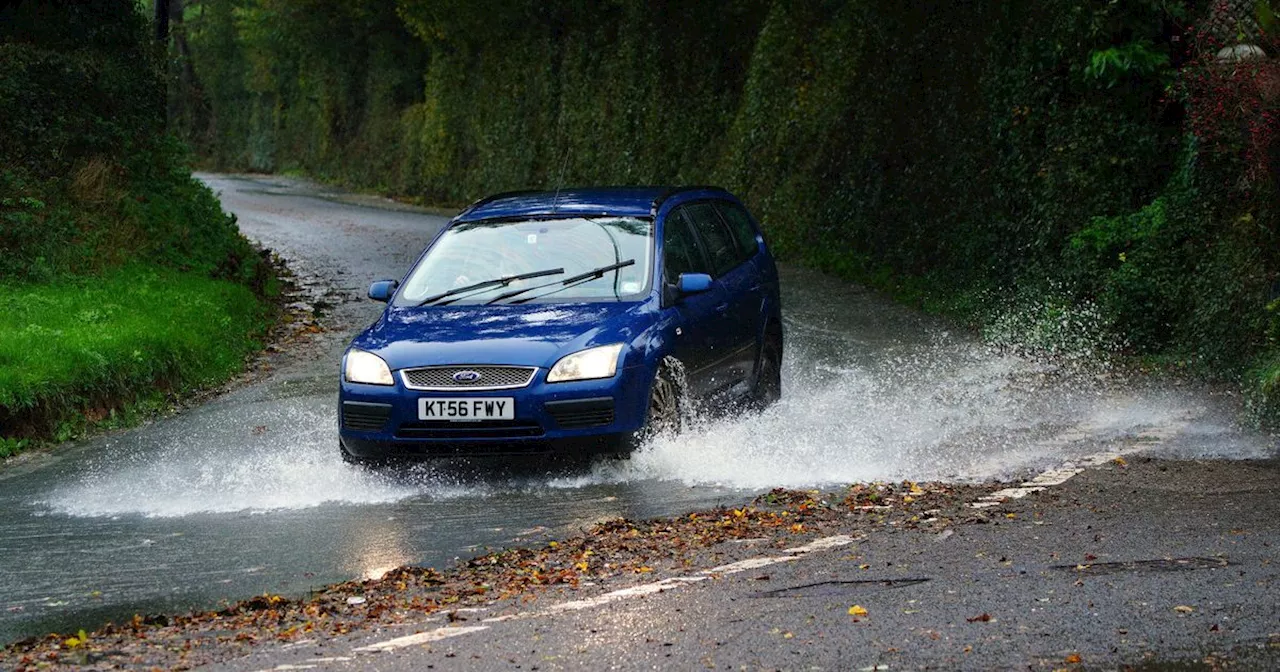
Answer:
xmin=0 ymin=2 xmax=280 ymax=457
xmin=0 ymin=265 xmax=273 ymax=457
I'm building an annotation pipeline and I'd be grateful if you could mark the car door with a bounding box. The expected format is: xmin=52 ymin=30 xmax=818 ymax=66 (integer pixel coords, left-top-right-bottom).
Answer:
xmin=681 ymin=202 xmax=758 ymax=395
xmin=660 ymin=205 xmax=733 ymax=398
xmin=712 ymin=199 xmax=769 ymax=364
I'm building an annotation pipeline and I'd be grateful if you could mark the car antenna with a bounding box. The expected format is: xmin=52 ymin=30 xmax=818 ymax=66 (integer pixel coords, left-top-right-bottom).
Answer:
xmin=552 ymin=136 xmax=571 ymax=215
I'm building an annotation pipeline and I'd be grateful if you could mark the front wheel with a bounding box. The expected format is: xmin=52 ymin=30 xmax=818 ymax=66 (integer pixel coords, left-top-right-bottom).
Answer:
xmin=339 ymin=439 xmax=386 ymax=469
xmin=629 ymin=364 xmax=683 ymax=449
xmin=751 ymin=328 xmax=783 ymax=408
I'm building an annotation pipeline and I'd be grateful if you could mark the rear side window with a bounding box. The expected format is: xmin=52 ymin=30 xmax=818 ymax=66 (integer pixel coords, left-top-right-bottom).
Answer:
xmin=685 ymin=203 xmax=739 ymax=276
xmin=715 ymin=201 xmax=759 ymax=262
xmin=662 ymin=208 xmax=709 ymax=283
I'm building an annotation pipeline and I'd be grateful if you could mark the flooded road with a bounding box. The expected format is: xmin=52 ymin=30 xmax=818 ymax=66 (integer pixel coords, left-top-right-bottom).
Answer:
xmin=0 ymin=175 xmax=1272 ymax=644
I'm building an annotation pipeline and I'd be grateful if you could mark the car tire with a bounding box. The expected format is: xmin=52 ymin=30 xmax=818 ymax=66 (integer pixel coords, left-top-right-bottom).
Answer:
xmin=751 ymin=326 xmax=783 ymax=408
xmin=339 ymin=439 xmax=384 ymax=468
xmin=630 ymin=364 xmax=683 ymax=449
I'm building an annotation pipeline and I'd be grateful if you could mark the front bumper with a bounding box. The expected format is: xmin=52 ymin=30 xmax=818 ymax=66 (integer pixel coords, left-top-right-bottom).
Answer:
xmin=338 ymin=363 xmax=651 ymax=459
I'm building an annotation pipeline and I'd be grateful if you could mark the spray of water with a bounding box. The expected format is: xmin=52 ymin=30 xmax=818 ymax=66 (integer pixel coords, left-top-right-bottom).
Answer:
xmin=38 ymin=401 xmax=474 ymax=518
xmin=40 ymin=274 xmax=1274 ymax=518
xmin=553 ymin=337 xmax=1236 ymax=491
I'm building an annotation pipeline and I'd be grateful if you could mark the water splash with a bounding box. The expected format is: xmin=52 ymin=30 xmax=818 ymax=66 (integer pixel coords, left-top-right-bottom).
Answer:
xmin=38 ymin=403 xmax=470 ymax=518
xmin=576 ymin=336 xmax=1266 ymax=490
xmin=39 ymin=267 xmax=1275 ymax=519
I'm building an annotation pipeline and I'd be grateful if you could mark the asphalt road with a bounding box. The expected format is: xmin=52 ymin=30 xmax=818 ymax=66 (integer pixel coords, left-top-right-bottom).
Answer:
xmin=219 ymin=458 xmax=1280 ymax=671
xmin=1 ymin=175 xmax=1275 ymax=668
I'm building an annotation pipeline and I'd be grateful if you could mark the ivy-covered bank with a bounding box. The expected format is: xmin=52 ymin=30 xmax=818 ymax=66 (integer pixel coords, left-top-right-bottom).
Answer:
xmin=173 ymin=0 xmax=1279 ymax=422
xmin=0 ymin=2 xmax=275 ymax=456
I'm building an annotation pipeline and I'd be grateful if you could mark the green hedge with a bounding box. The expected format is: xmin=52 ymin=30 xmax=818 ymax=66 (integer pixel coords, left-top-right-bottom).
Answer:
xmin=176 ymin=0 xmax=1279 ymax=420
xmin=0 ymin=0 xmax=266 ymax=287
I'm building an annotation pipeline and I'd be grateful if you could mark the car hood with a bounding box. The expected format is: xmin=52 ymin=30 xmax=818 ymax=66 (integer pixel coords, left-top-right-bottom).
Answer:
xmin=352 ymin=301 xmax=654 ymax=370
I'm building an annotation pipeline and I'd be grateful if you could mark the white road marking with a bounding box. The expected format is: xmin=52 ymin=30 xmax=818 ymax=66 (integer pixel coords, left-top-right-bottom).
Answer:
xmin=261 ymin=659 xmax=353 ymax=672
xmin=546 ymin=576 xmax=709 ymax=612
xmin=705 ymin=556 xmax=798 ymax=575
xmin=351 ymin=626 xmax=489 ymax=653
xmin=357 ymin=535 xmax=860 ymax=654
xmin=480 ymin=613 xmax=523 ymax=623
xmin=783 ymin=534 xmax=858 ymax=554
xmin=970 ymin=420 xmax=1188 ymax=508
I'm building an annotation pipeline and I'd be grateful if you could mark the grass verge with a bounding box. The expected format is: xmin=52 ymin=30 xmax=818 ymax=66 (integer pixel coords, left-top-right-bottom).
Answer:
xmin=0 ymin=264 xmax=272 ymax=454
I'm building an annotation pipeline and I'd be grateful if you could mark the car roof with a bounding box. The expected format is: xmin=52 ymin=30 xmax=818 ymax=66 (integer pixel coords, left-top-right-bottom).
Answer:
xmin=455 ymin=186 xmax=731 ymax=222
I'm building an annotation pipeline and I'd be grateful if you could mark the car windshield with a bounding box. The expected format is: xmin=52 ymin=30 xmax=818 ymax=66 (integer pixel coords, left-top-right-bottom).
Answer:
xmin=396 ymin=216 xmax=653 ymax=306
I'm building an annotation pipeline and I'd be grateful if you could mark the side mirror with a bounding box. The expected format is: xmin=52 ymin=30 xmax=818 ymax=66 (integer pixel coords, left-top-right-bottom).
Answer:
xmin=368 ymin=280 xmax=399 ymax=302
xmin=676 ymin=273 xmax=713 ymax=296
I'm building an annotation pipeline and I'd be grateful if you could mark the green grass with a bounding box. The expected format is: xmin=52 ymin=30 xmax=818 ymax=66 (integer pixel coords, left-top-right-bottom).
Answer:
xmin=0 ymin=264 xmax=271 ymax=448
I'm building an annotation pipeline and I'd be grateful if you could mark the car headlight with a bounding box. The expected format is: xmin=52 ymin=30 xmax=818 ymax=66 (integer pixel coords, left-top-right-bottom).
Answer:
xmin=344 ymin=349 xmax=394 ymax=385
xmin=546 ymin=344 xmax=624 ymax=383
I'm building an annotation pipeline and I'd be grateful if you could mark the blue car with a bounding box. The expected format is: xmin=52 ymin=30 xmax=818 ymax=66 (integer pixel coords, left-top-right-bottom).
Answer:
xmin=338 ymin=187 xmax=782 ymax=462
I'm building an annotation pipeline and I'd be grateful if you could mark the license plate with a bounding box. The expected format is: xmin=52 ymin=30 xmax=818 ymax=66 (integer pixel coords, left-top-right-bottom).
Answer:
xmin=418 ymin=397 xmax=515 ymax=421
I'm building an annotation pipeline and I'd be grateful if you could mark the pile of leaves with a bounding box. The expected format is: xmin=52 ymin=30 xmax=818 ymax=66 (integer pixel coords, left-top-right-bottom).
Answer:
xmin=0 ymin=480 xmax=995 ymax=671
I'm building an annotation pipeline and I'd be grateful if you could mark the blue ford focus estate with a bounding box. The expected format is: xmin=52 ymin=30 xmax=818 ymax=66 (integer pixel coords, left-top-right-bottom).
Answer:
xmin=338 ymin=187 xmax=782 ymax=462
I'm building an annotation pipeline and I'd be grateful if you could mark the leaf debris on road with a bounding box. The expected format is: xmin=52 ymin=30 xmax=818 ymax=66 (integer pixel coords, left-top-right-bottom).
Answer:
xmin=0 ymin=480 xmax=991 ymax=671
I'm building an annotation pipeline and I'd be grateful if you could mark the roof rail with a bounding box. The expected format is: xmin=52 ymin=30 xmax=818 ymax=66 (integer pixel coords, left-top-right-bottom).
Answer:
xmin=651 ymin=185 xmax=730 ymax=214
xmin=457 ymin=189 xmax=545 ymax=218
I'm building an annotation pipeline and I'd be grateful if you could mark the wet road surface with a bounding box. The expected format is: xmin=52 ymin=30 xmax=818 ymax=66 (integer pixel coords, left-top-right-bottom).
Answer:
xmin=222 ymin=458 xmax=1280 ymax=672
xmin=0 ymin=175 xmax=1273 ymax=646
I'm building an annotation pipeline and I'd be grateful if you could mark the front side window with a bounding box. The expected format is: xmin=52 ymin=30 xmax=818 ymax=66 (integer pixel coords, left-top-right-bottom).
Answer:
xmin=662 ymin=208 xmax=709 ymax=284
xmin=685 ymin=203 xmax=739 ymax=276
xmin=714 ymin=201 xmax=760 ymax=263
xmin=396 ymin=217 xmax=653 ymax=305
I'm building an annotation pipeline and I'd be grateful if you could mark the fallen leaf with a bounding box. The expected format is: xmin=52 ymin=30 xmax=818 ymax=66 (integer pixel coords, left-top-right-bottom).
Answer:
xmin=1112 ymin=456 xmax=1127 ymax=466
xmin=1065 ymin=653 xmax=1082 ymax=663
xmin=966 ymin=613 xmax=993 ymax=623
xmin=849 ymin=605 xmax=869 ymax=617
xmin=1174 ymin=605 xmax=1194 ymax=614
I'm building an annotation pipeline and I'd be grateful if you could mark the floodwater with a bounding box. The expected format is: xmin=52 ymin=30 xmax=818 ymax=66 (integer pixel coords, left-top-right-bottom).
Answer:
xmin=0 ymin=175 xmax=1272 ymax=644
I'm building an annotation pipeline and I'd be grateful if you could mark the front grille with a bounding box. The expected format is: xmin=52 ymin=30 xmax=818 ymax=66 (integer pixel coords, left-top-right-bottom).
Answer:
xmin=546 ymin=397 xmax=615 ymax=429
xmin=342 ymin=402 xmax=391 ymax=431
xmin=395 ymin=420 xmax=545 ymax=440
xmin=401 ymin=366 xmax=537 ymax=391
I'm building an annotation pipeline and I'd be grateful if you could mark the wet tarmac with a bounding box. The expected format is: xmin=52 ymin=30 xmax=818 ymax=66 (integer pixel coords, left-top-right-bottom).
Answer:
xmin=0 ymin=175 xmax=1272 ymax=644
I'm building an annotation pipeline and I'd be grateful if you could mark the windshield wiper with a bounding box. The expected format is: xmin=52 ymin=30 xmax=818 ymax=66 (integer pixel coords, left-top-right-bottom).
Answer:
xmin=417 ymin=267 xmax=564 ymax=306
xmin=488 ymin=259 xmax=636 ymax=305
